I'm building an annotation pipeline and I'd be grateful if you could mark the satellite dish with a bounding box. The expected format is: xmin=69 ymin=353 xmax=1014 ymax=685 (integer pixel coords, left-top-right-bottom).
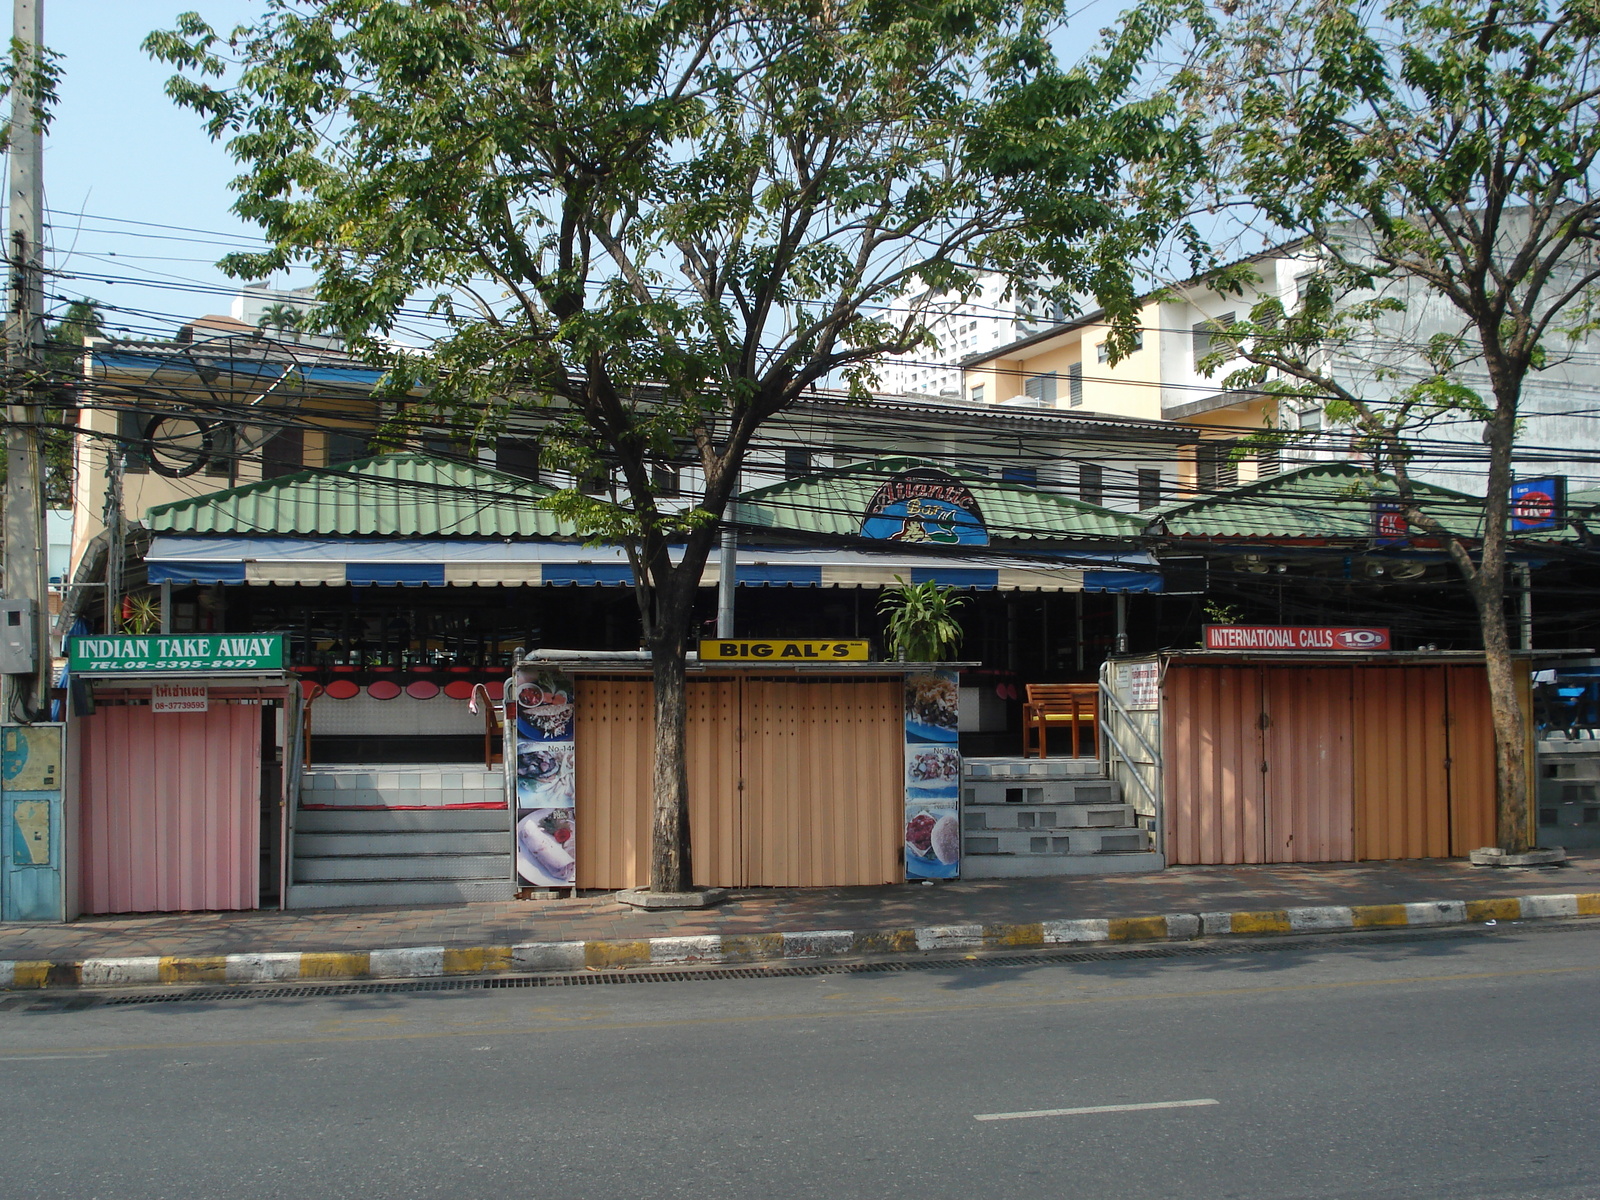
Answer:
xmin=1388 ymin=561 xmax=1428 ymax=581
xmin=120 ymin=330 xmax=310 ymax=477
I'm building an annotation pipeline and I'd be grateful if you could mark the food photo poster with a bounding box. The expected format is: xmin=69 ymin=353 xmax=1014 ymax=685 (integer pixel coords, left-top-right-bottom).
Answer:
xmin=514 ymin=668 xmax=577 ymax=889
xmin=904 ymin=669 xmax=959 ymax=880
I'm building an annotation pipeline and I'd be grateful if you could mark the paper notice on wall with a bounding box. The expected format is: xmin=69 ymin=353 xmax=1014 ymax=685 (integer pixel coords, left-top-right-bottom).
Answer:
xmin=1124 ymin=662 xmax=1159 ymax=710
xmin=151 ymin=683 xmax=209 ymax=714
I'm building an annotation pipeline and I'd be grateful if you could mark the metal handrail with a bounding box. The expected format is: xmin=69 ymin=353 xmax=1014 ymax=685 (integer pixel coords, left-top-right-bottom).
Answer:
xmin=1098 ymin=663 xmax=1164 ymax=859
xmin=1101 ymin=720 xmax=1159 ymax=812
xmin=1099 ymin=676 xmax=1162 ymax=767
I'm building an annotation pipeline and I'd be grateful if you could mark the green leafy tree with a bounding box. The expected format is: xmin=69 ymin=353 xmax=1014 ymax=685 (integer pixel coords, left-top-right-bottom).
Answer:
xmin=1183 ymin=0 xmax=1600 ymax=852
xmin=149 ymin=0 xmax=1201 ymax=891
xmin=12 ymin=298 xmax=105 ymax=507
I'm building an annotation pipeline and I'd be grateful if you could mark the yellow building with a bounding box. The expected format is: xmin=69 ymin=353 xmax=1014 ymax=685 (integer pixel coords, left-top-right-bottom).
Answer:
xmin=960 ymin=248 xmax=1315 ymax=498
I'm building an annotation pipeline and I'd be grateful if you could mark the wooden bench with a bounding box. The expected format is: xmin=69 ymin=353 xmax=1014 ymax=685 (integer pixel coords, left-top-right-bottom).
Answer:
xmin=1022 ymin=683 xmax=1100 ymax=759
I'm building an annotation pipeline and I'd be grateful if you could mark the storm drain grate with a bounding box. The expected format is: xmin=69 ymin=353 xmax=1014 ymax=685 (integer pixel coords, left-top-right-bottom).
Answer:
xmin=57 ymin=921 xmax=1576 ymax=1008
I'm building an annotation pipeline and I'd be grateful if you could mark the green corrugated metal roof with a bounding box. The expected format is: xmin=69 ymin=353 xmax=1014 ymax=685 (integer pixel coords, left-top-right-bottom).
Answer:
xmin=736 ymin=458 xmax=1147 ymax=541
xmin=1156 ymin=461 xmax=1485 ymax=539
xmin=145 ymin=453 xmax=572 ymax=538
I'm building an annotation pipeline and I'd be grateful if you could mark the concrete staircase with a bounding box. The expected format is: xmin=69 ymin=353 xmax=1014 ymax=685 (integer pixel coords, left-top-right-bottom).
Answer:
xmin=1537 ymin=738 xmax=1600 ymax=850
xmin=960 ymin=757 xmax=1163 ymax=878
xmin=286 ymin=765 xmax=516 ymax=908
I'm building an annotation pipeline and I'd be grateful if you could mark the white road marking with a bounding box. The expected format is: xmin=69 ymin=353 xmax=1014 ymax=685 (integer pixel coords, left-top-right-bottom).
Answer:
xmin=0 ymin=1053 xmax=110 ymax=1062
xmin=975 ymin=1098 xmax=1219 ymax=1122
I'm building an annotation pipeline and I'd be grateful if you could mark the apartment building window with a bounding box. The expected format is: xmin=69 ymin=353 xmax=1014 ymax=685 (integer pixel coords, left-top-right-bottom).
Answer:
xmin=1024 ymin=371 xmax=1057 ymax=405
xmin=1196 ymin=441 xmax=1239 ymax=492
xmin=1256 ymin=446 xmax=1280 ymax=478
xmin=326 ymin=431 xmax=370 ymax=465
xmin=970 ymin=384 xmax=985 ymax=404
xmin=784 ymin=448 xmax=812 ymax=480
xmin=1192 ymin=313 xmax=1237 ymax=369
xmin=117 ymin=409 xmax=150 ymax=474
xmin=496 ymin=437 xmax=541 ymax=481
xmin=261 ymin=426 xmax=304 ymax=480
xmin=1001 ymin=466 xmax=1037 ymax=486
xmin=1067 ymin=362 xmax=1084 ymax=407
xmin=650 ymin=463 xmax=681 ymax=497
xmin=579 ymin=466 xmax=608 ymax=495
xmin=1078 ymin=462 xmax=1104 ymax=506
xmin=203 ymin=427 xmax=232 ymax=477
xmin=1097 ymin=330 xmax=1144 ymax=363
xmin=1137 ymin=468 xmax=1162 ymax=510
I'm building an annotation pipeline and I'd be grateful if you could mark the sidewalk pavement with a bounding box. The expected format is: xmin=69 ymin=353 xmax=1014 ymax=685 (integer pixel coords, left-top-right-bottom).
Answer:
xmin=4 ymin=852 xmax=1599 ymax=989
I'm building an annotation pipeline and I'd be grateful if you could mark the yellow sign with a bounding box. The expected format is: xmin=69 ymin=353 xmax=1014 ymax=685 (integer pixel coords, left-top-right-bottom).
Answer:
xmin=699 ymin=639 xmax=870 ymax=662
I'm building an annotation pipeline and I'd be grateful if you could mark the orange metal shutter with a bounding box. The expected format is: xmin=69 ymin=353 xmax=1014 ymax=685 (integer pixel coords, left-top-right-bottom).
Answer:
xmin=1263 ymin=668 xmax=1355 ymax=863
xmin=1164 ymin=665 xmax=1267 ymax=864
xmin=740 ymin=677 xmax=901 ymax=886
xmin=1353 ymin=668 xmax=1451 ymax=860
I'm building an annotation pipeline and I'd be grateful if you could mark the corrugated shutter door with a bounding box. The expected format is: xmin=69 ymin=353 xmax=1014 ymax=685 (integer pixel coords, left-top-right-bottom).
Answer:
xmin=1263 ymin=668 xmax=1354 ymax=863
xmin=1164 ymin=666 xmax=1266 ymax=864
xmin=1445 ymin=667 xmax=1499 ymax=855
xmin=81 ymin=703 xmax=260 ymax=913
xmin=1353 ymin=669 xmax=1451 ymax=860
xmin=741 ymin=678 xmax=901 ymax=887
xmin=573 ymin=678 xmax=653 ymax=890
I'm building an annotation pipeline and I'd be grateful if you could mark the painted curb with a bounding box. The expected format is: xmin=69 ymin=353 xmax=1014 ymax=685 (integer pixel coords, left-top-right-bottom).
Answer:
xmin=4 ymin=890 xmax=1598 ymax=992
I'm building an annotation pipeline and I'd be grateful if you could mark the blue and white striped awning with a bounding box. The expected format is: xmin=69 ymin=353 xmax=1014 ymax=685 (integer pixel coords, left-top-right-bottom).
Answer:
xmin=145 ymin=536 xmax=1162 ymax=592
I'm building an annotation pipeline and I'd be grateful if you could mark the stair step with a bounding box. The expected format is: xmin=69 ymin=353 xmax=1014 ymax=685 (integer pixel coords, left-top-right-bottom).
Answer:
xmin=295 ymin=807 xmax=509 ymax=834
xmin=960 ymin=851 xmax=1164 ymax=879
xmin=964 ymin=807 xmax=1134 ymax=831
xmin=296 ymin=830 xmax=507 ymax=856
xmin=964 ymin=780 xmax=1121 ymax=806
xmin=962 ymin=828 xmax=1151 ymax=856
xmin=285 ymin=878 xmax=519 ymax=908
xmin=963 ymin=757 xmax=1106 ymax=780
xmin=295 ymin=852 xmax=511 ymax=882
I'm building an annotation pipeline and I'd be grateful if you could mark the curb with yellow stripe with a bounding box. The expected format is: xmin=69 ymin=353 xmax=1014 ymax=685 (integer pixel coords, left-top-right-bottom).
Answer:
xmin=4 ymin=891 xmax=1597 ymax=991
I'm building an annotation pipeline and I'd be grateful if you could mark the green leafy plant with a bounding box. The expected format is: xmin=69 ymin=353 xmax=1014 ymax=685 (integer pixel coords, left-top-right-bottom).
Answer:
xmin=1202 ymin=601 xmax=1241 ymax=625
xmin=878 ymin=577 xmax=967 ymax=662
xmin=120 ymin=592 xmax=160 ymax=636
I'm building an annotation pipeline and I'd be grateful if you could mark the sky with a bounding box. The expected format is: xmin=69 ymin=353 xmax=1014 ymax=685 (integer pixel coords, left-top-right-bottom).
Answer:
xmin=43 ymin=1 xmax=316 ymax=340
xmin=35 ymin=0 xmax=1126 ymax=343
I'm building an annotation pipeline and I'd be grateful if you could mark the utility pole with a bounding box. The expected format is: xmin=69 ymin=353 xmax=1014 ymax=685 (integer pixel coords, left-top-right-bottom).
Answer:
xmin=3 ymin=0 xmax=50 ymax=721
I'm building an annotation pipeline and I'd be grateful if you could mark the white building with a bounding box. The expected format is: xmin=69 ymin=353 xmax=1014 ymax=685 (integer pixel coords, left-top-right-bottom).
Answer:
xmin=876 ymin=271 xmax=1060 ymax=398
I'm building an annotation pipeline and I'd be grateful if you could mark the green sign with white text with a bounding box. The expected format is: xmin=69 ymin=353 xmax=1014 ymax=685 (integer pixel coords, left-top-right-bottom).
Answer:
xmin=68 ymin=634 xmax=284 ymax=674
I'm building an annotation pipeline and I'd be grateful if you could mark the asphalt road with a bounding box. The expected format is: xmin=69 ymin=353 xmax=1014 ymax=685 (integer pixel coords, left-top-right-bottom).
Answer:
xmin=2 ymin=923 xmax=1598 ymax=1200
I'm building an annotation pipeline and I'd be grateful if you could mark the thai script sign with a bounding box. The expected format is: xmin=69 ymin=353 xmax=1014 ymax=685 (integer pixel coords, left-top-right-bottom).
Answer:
xmin=151 ymin=683 xmax=209 ymax=714
xmin=699 ymin=639 xmax=869 ymax=662
xmin=1204 ymin=625 xmax=1391 ymax=651
xmin=69 ymin=634 xmax=284 ymax=674
xmin=861 ymin=467 xmax=988 ymax=546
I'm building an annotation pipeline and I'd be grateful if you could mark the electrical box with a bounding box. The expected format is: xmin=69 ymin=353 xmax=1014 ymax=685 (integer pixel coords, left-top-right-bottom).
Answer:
xmin=0 ymin=600 xmax=37 ymax=674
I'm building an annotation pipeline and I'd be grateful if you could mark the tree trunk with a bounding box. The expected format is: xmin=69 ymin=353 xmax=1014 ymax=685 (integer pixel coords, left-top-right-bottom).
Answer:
xmin=1470 ymin=400 xmax=1532 ymax=853
xmin=649 ymin=635 xmax=693 ymax=892
xmin=1477 ymin=598 xmax=1532 ymax=852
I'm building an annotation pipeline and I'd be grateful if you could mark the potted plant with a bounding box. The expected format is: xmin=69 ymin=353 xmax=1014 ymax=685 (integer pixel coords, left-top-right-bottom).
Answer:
xmin=878 ymin=577 xmax=967 ymax=662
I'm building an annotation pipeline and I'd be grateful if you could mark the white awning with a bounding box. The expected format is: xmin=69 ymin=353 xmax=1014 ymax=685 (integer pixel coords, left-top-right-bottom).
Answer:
xmin=145 ymin=536 xmax=1163 ymax=593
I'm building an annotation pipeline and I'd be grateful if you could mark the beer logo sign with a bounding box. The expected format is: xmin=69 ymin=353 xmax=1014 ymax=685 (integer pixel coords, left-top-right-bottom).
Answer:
xmin=861 ymin=467 xmax=989 ymax=546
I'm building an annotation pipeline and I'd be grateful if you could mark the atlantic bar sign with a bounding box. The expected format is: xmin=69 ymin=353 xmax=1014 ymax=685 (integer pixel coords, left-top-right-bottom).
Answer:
xmin=699 ymin=639 xmax=870 ymax=662
xmin=1204 ymin=625 xmax=1391 ymax=651
xmin=69 ymin=634 xmax=285 ymax=673
xmin=861 ymin=467 xmax=988 ymax=546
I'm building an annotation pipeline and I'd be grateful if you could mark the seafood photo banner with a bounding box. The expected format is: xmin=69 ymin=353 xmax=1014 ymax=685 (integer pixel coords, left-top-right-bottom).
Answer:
xmin=513 ymin=667 xmax=577 ymax=889
xmin=904 ymin=669 xmax=960 ymax=880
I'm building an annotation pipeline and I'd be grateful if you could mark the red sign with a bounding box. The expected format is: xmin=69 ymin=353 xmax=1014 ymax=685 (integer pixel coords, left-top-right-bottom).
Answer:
xmin=1204 ymin=625 xmax=1391 ymax=651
